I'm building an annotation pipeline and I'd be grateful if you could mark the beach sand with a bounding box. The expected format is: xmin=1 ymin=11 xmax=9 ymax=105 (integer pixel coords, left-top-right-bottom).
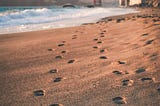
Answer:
xmin=0 ymin=8 xmax=160 ymax=106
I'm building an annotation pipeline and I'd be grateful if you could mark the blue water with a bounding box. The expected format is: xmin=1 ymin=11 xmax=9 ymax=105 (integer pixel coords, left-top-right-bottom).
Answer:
xmin=0 ymin=6 xmax=138 ymax=34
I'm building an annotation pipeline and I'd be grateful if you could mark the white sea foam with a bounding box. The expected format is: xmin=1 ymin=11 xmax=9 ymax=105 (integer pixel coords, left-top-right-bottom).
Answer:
xmin=0 ymin=7 xmax=138 ymax=34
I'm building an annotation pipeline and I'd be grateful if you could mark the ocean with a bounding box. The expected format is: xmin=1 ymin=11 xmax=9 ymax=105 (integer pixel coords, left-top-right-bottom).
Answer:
xmin=0 ymin=6 xmax=137 ymax=34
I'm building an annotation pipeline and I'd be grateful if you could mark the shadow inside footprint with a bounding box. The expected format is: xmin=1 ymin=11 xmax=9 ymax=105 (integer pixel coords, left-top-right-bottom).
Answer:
xmin=100 ymin=49 xmax=105 ymax=53
xmin=61 ymin=51 xmax=67 ymax=54
xmin=72 ymin=37 xmax=77 ymax=39
xmin=93 ymin=38 xmax=98 ymax=41
xmin=50 ymin=104 xmax=63 ymax=106
xmin=112 ymin=97 xmax=127 ymax=104
xmin=100 ymin=35 xmax=105 ymax=37
xmin=48 ymin=49 xmax=54 ymax=51
xmin=49 ymin=69 xmax=58 ymax=73
xmin=34 ymin=90 xmax=45 ymax=96
xmin=150 ymin=53 xmax=158 ymax=61
xmin=54 ymin=77 xmax=63 ymax=82
xmin=103 ymin=30 xmax=106 ymax=32
xmin=68 ymin=59 xmax=75 ymax=64
xmin=100 ymin=32 xmax=104 ymax=35
xmin=99 ymin=56 xmax=107 ymax=59
xmin=141 ymin=77 xmax=155 ymax=82
xmin=55 ymin=56 xmax=63 ymax=59
xmin=93 ymin=46 xmax=99 ymax=49
xmin=112 ymin=70 xmax=122 ymax=75
xmin=118 ymin=61 xmax=126 ymax=64
xmin=108 ymin=18 xmax=113 ymax=21
xmin=145 ymin=39 xmax=154 ymax=45
xmin=136 ymin=68 xmax=146 ymax=73
xmin=125 ymin=71 xmax=129 ymax=74
xmin=62 ymin=41 xmax=66 ymax=43
xmin=122 ymin=79 xmax=133 ymax=86
xmin=97 ymin=41 xmax=102 ymax=44
xmin=142 ymin=33 xmax=148 ymax=36
xmin=157 ymin=88 xmax=160 ymax=92
xmin=58 ymin=44 xmax=65 ymax=47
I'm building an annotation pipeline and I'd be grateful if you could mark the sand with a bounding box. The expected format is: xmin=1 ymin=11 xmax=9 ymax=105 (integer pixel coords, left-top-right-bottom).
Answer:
xmin=0 ymin=8 xmax=160 ymax=106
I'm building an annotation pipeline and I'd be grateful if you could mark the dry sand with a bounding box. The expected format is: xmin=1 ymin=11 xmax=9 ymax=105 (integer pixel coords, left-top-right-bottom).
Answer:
xmin=0 ymin=8 xmax=160 ymax=106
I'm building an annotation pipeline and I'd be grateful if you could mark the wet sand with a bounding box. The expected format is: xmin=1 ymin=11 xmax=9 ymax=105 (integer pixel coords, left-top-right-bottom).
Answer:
xmin=0 ymin=8 xmax=160 ymax=106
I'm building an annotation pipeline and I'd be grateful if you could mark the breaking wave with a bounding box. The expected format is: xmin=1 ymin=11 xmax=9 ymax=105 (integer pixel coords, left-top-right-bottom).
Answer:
xmin=0 ymin=7 xmax=137 ymax=34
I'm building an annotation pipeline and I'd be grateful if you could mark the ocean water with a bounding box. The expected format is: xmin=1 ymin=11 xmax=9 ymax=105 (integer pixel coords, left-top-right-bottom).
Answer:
xmin=0 ymin=6 xmax=137 ymax=34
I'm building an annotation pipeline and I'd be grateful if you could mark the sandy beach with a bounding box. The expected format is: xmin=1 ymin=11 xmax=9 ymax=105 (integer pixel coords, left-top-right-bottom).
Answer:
xmin=0 ymin=8 xmax=160 ymax=106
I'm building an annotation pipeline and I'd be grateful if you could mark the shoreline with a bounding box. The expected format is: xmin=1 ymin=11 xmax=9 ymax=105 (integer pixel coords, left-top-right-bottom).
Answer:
xmin=0 ymin=8 xmax=160 ymax=106
xmin=0 ymin=7 xmax=137 ymax=35
xmin=1 ymin=8 xmax=159 ymax=35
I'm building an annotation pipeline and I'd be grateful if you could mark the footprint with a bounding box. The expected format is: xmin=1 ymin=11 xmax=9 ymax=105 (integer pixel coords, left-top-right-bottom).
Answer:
xmin=48 ymin=48 xmax=54 ymax=51
xmin=157 ymin=88 xmax=160 ymax=92
xmin=49 ymin=104 xmax=63 ymax=106
xmin=116 ymin=19 xmax=122 ymax=23
xmin=72 ymin=37 xmax=77 ymax=39
xmin=100 ymin=35 xmax=105 ymax=38
xmin=143 ymin=20 xmax=148 ymax=24
xmin=145 ymin=39 xmax=154 ymax=45
xmin=58 ymin=44 xmax=65 ymax=47
xmin=152 ymin=19 xmax=159 ymax=22
xmin=141 ymin=77 xmax=155 ymax=82
xmin=34 ymin=90 xmax=45 ymax=96
xmin=107 ymin=18 xmax=113 ymax=21
xmin=124 ymin=71 xmax=129 ymax=74
xmin=61 ymin=51 xmax=67 ymax=54
xmin=100 ymin=49 xmax=105 ymax=53
xmin=100 ymin=32 xmax=104 ymax=35
xmin=62 ymin=41 xmax=66 ymax=43
xmin=122 ymin=79 xmax=134 ymax=86
xmin=93 ymin=38 xmax=98 ymax=41
xmin=68 ymin=59 xmax=75 ymax=64
xmin=99 ymin=56 xmax=107 ymax=59
xmin=118 ymin=61 xmax=126 ymax=64
xmin=73 ymin=35 xmax=77 ymax=37
xmin=135 ymin=68 xmax=146 ymax=74
xmin=112 ymin=70 xmax=122 ymax=75
xmin=55 ymin=55 xmax=63 ymax=59
xmin=150 ymin=53 xmax=158 ymax=61
xmin=97 ymin=41 xmax=102 ymax=44
xmin=49 ymin=69 xmax=58 ymax=73
xmin=142 ymin=33 xmax=148 ymax=36
xmin=93 ymin=46 xmax=99 ymax=49
xmin=54 ymin=77 xmax=64 ymax=82
xmin=102 ymin=30 xmax=106 ymax=32
xmin=112 ymin=97 xmax=127 ymax=104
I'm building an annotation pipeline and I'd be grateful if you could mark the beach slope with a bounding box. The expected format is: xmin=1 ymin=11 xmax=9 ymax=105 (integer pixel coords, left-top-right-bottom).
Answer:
xmin=0 ymin=9 xmax=160 ymax=106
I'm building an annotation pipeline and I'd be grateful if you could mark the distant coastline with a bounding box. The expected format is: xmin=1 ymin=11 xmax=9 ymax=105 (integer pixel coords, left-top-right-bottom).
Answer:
xmin=0 ymin=0 xmax=118 ymax=7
